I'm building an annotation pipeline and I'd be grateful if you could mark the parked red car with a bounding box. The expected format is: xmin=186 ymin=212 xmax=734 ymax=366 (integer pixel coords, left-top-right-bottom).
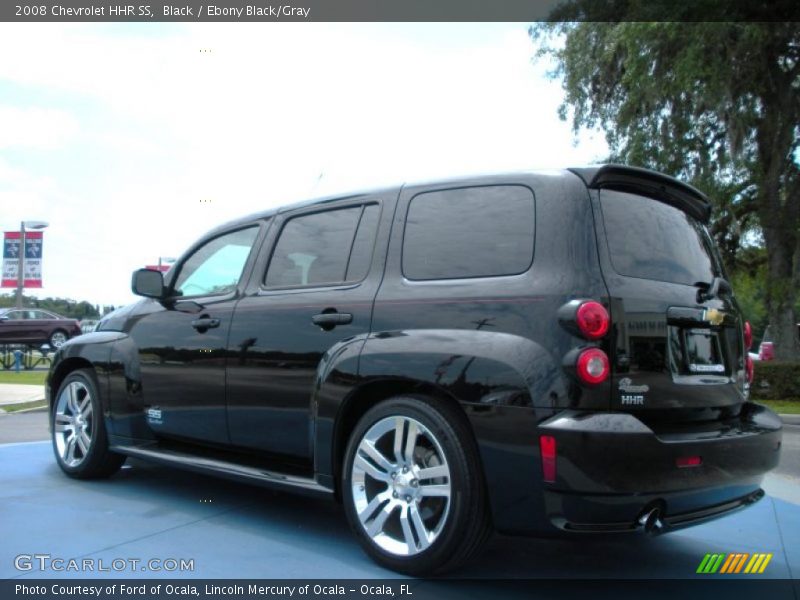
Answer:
xmin=0 ymin=308 xmax=82 ymax=349
xmin=758 ymin=340 xmax=774 ymax=361
xmin=757 ymin=323 xmax=800 ymax=360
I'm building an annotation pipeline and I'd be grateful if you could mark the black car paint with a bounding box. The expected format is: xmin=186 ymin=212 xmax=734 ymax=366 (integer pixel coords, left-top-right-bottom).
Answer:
xmin=46 ymin=166 xmax=782 ymax=537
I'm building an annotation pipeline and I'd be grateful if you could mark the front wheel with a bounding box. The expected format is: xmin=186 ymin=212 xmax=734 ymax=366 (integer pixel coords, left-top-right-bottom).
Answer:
xmin=342 ymin=396 xmax=491 ymax=575
xmin=52 ymin=369 xmax=125 ymax=478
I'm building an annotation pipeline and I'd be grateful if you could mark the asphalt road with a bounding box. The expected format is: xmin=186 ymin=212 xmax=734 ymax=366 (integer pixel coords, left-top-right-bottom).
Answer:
xmin=0 ymin=409 xmax=49 ymax=443
xmin=775 ymin=424 xmax=800 ymax=479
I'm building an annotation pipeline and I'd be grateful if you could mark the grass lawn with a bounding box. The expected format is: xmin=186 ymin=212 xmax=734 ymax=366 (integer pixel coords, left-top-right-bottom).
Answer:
xmin=0 ymin=370 xmax=47 ymax=385
xmin=754 ymin=399 xmax=800 ymax=414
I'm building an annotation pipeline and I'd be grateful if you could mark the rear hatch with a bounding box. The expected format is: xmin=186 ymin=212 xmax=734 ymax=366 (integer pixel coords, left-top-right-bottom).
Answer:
xmin=574 ymin=166 xmax=747 ymax=424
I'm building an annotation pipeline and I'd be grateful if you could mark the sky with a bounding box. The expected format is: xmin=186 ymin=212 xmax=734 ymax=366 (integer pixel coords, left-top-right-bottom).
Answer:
xmin=0 ymin=22 xmax=608 ymax=309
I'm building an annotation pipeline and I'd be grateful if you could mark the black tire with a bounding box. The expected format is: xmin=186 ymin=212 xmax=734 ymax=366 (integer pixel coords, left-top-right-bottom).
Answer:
xmin=51 ymin=369 xmax=125 ymax=479
xmin=342 ymin=395 xmax=491 ymax=575
xmin=49 ymin=329 xmax=69 ymax=349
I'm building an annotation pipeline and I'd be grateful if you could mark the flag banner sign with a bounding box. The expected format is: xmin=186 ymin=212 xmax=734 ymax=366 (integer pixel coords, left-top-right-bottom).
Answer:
xmin=2 ymin=231 xmax=44 ymax=288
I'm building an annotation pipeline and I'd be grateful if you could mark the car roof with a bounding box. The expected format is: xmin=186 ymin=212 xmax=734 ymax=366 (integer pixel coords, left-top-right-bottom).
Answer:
xmin=203 ymin=168 xmax=574 ymax=237
xmin=0 ymin=307 xmax=61 ymax=317
xmin=203 ymin=183 xmax=403 ymax=237
xmin=202 ymin=163 xmax=712 ymax=238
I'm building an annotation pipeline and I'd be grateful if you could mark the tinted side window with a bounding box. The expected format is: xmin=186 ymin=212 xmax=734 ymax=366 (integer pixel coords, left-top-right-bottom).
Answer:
xmin=600 ymin=190 xmax=717 ymax=286
xmin=402 ymin=185 xmax=535 ymax=280
xmin=266 ymin=206 xmax=370 ymax=288
xmin=173 ymin=226 xmax=259 ymax=297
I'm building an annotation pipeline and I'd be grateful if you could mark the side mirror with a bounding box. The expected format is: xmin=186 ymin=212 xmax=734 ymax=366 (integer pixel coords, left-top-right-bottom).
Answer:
xmin=132 ymin=269 xmax=166 ymax=299
xmin=0 ymin=316 xmax=8 ymax=322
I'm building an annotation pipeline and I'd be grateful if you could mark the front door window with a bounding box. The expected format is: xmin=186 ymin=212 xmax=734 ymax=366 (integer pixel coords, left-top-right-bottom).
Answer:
xmin=173 ymin=227 xmax=259 ymax=297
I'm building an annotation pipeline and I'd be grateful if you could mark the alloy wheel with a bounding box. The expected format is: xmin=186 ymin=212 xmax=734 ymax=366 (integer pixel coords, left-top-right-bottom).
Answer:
xmin=350 ymin=415 xmax=451 ymax=557
xmin=54 ymin=381 xmax=94 ymax=467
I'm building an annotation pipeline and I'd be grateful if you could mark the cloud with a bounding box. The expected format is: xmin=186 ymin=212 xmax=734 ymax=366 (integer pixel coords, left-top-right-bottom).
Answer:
xmin=0 ymin=23 xmax=609 ymax=307
xmin=0 ymin=106 xmax=79 ymax=150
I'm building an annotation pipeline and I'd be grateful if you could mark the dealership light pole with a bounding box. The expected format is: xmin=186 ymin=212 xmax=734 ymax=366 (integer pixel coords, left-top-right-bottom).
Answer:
xmin=15 ymin=220 xmax=49 ymax=309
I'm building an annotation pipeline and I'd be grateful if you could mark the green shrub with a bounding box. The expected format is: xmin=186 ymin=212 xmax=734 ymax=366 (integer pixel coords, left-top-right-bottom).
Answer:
xmin=751 ymin=361 xmax=800 ymax=400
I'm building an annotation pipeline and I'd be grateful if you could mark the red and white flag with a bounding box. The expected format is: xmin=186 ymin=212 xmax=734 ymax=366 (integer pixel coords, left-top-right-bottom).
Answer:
xmin=2 ymin=231 xmax=43 ymax=288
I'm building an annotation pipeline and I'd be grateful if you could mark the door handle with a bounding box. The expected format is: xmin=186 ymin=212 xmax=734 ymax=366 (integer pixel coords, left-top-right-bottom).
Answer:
xmin=191 ymin=317 xmax=220 ymax=332
xmin=311 ymin=312 xmax=353 ymax=330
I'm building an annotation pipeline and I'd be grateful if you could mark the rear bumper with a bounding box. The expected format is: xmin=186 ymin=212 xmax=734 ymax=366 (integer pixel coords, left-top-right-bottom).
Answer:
xmin=545 ymin=484 xmax=765 ymax=535
xmin=476 ymin=402 xmax=782 ymax=536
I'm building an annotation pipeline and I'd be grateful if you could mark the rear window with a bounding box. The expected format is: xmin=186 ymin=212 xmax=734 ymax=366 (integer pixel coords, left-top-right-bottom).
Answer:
xmin=600 ymin=190 xmax=718 ymax=286
xmin=402 ymin=185 xmax=535 ymax=280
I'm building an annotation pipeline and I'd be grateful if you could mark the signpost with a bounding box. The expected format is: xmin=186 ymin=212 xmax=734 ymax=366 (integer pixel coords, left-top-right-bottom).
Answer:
xmin=2 ymin=221 xmax=49 ymax=307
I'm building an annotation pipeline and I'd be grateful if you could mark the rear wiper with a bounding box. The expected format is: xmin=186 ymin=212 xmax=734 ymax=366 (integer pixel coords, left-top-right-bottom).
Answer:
xmin=695 ymin=276 xmax=732 ymax=303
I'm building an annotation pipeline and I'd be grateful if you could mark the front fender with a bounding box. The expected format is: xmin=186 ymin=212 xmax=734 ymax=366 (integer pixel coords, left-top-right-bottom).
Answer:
xmin=47 ymin=331 xmax=126 ymax=427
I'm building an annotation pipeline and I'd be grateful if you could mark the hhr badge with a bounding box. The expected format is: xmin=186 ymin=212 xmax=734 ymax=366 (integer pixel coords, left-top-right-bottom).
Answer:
xmin=619 ymin=377 xmax=648 ymax=406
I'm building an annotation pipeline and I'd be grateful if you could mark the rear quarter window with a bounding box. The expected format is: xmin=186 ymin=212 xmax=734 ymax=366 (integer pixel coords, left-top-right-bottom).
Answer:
xmin=402 ymin=185 xmax=535 ymax=280
xmin=599 ymin=190 xmax=718 ymax=286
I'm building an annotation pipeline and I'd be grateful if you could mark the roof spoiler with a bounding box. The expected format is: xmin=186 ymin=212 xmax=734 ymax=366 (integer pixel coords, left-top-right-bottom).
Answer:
xmin=569 ymin=164 xmax=711 ymax=224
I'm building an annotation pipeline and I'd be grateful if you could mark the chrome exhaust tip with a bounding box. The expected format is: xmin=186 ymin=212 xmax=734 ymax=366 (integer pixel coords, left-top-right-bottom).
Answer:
xmin=637 ymin=506 xmax=665 ymax=534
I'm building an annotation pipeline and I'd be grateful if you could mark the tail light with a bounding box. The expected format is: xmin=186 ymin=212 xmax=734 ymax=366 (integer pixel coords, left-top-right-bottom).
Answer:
xmin=676 ymin=455 xmax=703 ymax=468
xmin=575 ymin=301 xmax=610 ymax=340
xmin=558 ymin=299 xmax=610 ymax=340
xmin=744 ymin=321 xmax=753 ymax=350
xmin=539 ymin=435 xmax=557 ymax=483
xmin=576 ymin=348 xmax=610 ymax=385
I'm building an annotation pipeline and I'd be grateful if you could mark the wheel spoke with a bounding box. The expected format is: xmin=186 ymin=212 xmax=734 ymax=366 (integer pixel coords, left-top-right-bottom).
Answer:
xmin=366 ymin=501 xmax=396 ymax=537
xmin=76 ymin=430 xmax=90 ymax=455
xmin=54 ymin=421 xmax=71 ymax=433
xmin=419 ymin=484 xmax=450 ymax=498
xmin=54 ymin=413 xmax=71 ymax=430
xmin=358 ymin=439 xmax=394 ymax=473
xmin=399 ymin=505 xmax=417 ymax=553
xmin=417 ymin=464 xmax=449 ymax=481
xmin=354 ymin=454 xmax=391 ymax=483
xmin=64 ymin=435 xmax=77 ymax=463
xmin=79 ymin=395 xmax=92 ymax=418
xmin=403 ymin=420 xmax=418 ymax=464
xmin=67 ymin=384 xmax=80 ymax=415
xmin=408 ymin=503 xmax=431 ymax=550
xmin=358 ymin=491 xmax=389 ymax=525
xmin=393 ymin=417 xmax=405 ymax=464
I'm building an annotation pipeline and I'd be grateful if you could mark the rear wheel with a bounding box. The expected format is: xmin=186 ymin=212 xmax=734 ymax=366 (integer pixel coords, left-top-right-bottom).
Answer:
xmin=342 ymin=396 xmax=491 ymax=575
xmin=52 ymin=369 xmax=125 ymax=478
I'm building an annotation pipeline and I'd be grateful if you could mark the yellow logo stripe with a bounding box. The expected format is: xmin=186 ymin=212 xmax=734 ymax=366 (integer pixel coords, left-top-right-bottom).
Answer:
xmin=744 ymin=554 xmax=760 ymax=573
xmin=753 ymin=554 xmax=767 ymax=573
xmin=758 ymin=554 xmax=773 ymax=573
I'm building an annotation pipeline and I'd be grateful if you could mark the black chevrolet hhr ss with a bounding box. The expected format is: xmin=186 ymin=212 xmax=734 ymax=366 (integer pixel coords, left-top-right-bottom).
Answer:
xmin=48 ymin=165 xmax=781 ymax=575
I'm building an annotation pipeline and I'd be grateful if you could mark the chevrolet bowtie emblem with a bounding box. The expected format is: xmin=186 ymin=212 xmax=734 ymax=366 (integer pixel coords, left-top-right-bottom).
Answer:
xmin=703 ymin=308 xmax=725 ymax=326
